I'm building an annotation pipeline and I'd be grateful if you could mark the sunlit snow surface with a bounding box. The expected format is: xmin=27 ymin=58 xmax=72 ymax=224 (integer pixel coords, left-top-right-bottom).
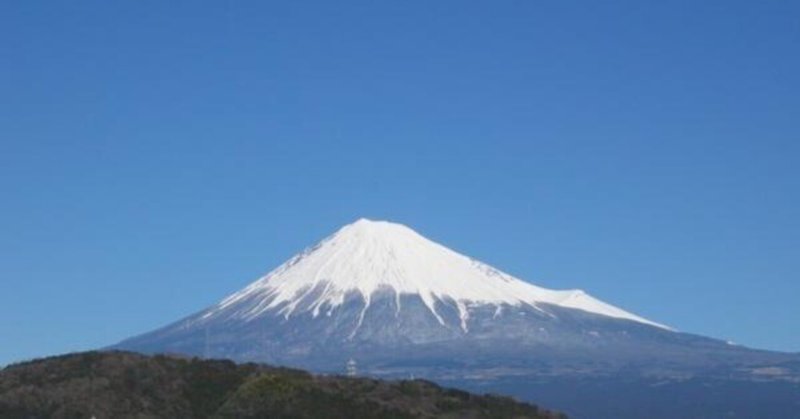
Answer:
xmin=202 ymin=218 xmax=670 ymax=331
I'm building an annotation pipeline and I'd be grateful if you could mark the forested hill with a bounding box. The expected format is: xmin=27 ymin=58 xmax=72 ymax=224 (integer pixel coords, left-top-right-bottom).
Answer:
xmin=0 ymin=351 xmax=564 ymax=419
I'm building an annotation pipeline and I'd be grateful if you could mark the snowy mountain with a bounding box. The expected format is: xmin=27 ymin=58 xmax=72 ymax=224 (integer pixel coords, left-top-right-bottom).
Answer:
xmin=204 ymin=218 xmax=667 ymax=331
xmin=114 ymin=218 xmax=800 ymax=419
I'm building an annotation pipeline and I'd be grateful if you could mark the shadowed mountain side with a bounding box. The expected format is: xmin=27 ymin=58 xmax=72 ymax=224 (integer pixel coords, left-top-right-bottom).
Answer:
xmin=115 ymin=292 xmax=795 ymax=374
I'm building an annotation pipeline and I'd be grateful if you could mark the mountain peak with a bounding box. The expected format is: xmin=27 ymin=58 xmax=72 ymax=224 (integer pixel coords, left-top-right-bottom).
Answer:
xmin=339 ymin=218 xmax=417 ymax=238
xmin=349 ymin=217 xmax=382 ymax=226
xmin=351 ymin=217 xmax=384 ymax=225
xmin=205 ymin=219 xmax=670 ymax=331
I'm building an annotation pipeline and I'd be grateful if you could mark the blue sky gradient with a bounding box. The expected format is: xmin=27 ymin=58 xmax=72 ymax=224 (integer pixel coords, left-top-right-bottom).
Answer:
xmin=2 ymin=1 xmax=799 ymax=365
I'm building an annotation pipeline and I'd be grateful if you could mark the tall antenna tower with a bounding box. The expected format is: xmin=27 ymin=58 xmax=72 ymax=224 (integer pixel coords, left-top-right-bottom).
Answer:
xmin=346 ymin=358 xmax=357 ymax=377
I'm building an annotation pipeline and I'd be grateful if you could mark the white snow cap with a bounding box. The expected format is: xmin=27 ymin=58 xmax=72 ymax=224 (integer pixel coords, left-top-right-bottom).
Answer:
xmin=211 ymin=218 xmax=671 ymax=330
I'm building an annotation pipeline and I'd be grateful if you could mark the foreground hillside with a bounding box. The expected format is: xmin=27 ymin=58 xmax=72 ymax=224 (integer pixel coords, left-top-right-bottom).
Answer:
xmin=0 ymin=351 xmax=563 ymax=419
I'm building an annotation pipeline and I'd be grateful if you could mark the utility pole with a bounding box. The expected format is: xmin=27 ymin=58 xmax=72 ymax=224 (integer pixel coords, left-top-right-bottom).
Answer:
xmin=204 ymin=327 xmax=210 ymax=359
xmin=89 ymin=355 xmax=95 ymax=419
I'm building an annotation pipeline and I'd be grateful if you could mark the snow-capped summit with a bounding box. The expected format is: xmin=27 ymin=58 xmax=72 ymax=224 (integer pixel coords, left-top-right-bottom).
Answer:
xmin=202 ymin=218 xmax=669 ymax=330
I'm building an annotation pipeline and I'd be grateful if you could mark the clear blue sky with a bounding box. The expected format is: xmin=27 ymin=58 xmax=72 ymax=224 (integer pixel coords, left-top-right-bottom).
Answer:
xmin=2 ymin=1 xmax=798 ymax=365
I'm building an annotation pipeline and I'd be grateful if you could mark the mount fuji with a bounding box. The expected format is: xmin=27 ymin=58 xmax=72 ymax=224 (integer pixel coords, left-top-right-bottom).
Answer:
xmin=114 ymin=219 xmax=800 ymax=418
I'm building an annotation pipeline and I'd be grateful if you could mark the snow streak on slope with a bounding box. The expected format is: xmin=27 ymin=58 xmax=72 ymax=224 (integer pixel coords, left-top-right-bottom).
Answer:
xmin=203 ymin=219 xmax=670 ymax=330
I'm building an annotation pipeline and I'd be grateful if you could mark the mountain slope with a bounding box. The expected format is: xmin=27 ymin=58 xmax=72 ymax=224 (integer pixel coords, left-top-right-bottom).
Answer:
xmin=113 ymin=219 xmax=800 ymax=418
xmin=204 ymin=218 xmax=667 ymax=331
xmin=0 ymin=351 xmax=564 ymax=419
